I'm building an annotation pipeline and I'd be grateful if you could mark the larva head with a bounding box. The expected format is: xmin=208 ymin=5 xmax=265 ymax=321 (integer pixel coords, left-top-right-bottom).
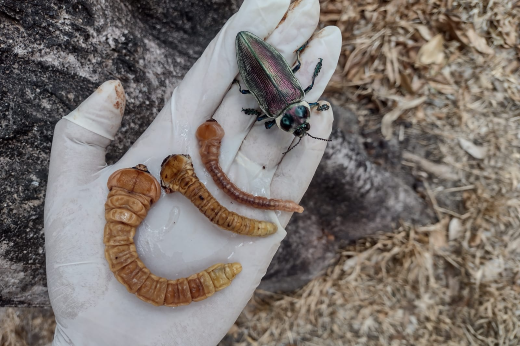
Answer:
xmin=107 ymin=165 xmax=161 ymax=204
xmin=195 ymin=119 xmax=225 ymax=142
xmin=160 ymin=154 xmax=194 ymax=193
xmin=276 ymin=101 xmax=311 ymax=138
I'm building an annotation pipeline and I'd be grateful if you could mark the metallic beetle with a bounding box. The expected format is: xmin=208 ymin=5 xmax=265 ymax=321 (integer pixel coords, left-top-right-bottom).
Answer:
xmin=235 ymin=31 xmax=329 ymax=139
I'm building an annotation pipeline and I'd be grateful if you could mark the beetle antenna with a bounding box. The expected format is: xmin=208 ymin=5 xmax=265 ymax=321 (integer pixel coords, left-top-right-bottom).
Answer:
xmin=283 ymin=137 xmax=303 ymax=154
xmin=283 ymin=133 xmax=330 ymax=154
xmin=306 ymin=133 xmax=332 ymax=142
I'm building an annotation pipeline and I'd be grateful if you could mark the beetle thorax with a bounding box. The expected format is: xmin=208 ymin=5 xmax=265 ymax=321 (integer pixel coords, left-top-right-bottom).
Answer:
xmin=275 ymin=101 xmax=311 ymax=137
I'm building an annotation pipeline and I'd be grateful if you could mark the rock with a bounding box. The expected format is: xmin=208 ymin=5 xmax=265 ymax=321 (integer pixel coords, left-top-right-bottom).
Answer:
xmin=260 ymin=128 xmax=436 ymax=292
xmin=0 ymin=0 xmax=240 ymax=306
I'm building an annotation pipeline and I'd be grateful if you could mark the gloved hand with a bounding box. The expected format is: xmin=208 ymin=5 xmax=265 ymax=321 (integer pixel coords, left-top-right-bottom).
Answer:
xmin=44 ymin=0 xmax=341 ymax=344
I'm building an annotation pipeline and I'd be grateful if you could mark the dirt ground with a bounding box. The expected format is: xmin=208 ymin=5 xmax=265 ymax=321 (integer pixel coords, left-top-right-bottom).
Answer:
xmin=1 ymin=0 xmax=519 ymax=345
xmin=220 ymin=0 xmax=520 ymax=345
xmin=0 ymin=308 xmax=54 ymax=346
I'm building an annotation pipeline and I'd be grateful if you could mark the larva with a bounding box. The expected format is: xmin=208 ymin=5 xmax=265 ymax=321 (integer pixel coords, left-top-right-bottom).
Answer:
xmin=104 ymin=164 xmax=242 ymax=307
xmin=196 ymin=120 xmax=304 ymax=213
xmin=160 ymin=154 xmax=278 ymax=237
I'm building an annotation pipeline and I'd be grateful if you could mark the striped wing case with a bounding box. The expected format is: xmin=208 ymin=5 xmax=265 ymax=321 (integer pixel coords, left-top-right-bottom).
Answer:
xmin=236 ymin=31 xmax=304 ymax=117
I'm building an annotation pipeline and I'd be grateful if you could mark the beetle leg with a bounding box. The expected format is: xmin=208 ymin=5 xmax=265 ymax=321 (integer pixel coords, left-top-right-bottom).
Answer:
xmin=242 ymin=108 xmax=262 ymax=116
xmin=292 ymin=43 xmax=307 ymax=73
xmin=234 ymin=80 xmax=251 ymax=95
xmin=242 ymin=108 xmax=269 ymax=121
xmin=292 ymin=58 xmax=301 ymax=73
xmin=309 ymin=102 xmax=330 ymax=112
xmin=316 ymin=103 xmax=330 ymax=111
xmin=303 ymin=58 xmax=323 ymax=94
xmin=264 ymin=120 xmax=276 ymax=129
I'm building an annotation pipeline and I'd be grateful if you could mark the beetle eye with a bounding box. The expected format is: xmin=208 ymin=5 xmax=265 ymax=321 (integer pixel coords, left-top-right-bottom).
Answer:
xmin=303 ymin=123 xmax=310 ymax=131
xmin=280 ymin=114 xmax=294 ymax=131
xmin=295 ymin=105 xmax=309 ymax=119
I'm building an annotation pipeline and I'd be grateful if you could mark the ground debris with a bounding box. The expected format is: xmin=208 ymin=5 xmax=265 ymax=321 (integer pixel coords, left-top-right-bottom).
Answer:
xmin=0 ymin=308 xmax=55 ymax=346
xmin=221 ymin=0 xmax=520 ymax=344
xmin=458 ymin=138 xmax=488 ymax=159
xmin=417 ymin=34 xmax=446 ymax=65
xmin=402 ymin=150 xmax=459 ymax=181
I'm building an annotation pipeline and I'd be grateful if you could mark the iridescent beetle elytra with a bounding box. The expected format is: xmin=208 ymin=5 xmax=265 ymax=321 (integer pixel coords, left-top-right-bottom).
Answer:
xmin=235 ymin=31 xmax=330 ymax=149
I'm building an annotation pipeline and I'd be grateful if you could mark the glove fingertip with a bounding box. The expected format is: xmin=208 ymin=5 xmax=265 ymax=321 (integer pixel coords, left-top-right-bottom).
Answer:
xmin=63 ymin=80 xmax=126 ymax=140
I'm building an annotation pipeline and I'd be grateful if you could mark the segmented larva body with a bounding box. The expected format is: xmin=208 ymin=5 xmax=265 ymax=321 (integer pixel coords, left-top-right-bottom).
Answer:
xmin=160 ymin=154 xmax=277 ymax=237
xmin=196 ymin=120 xmax=304 ymax=214
xmin=104 ymin=164 xmax=242 ymax=307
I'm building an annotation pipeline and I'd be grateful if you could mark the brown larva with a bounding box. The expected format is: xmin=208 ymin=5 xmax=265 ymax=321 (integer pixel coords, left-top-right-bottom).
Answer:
xmin=196 ymin=120 xmax=304 ymax=213
xmin=160 ymin=154 xmax=278 ymax=237
xmin=104 ymin=164 xmax=242 ymax=307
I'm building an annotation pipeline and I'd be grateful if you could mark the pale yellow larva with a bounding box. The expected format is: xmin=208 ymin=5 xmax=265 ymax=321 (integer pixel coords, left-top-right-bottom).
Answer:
xmin=160 ymin=154 xmax=278 ymax=237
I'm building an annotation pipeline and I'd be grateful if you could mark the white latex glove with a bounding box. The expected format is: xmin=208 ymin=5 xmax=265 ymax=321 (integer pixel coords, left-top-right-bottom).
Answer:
xmin=44 ymin=0 xmax=341 ymax=344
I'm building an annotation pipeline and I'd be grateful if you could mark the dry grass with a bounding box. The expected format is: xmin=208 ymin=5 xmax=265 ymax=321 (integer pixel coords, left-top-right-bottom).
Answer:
xmin=3 ymin=0 xmax=520 ymax=345
xmin=222 ymin=0 xmax=520 ymax=345
xmin=0 ymin=308 xmax=55 ymax=346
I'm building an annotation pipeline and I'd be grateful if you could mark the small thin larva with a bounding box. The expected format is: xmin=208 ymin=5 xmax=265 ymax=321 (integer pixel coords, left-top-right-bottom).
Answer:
xmin=105 ymin=164 xmax=242 ymax=307
xmin=160 ymin=154 xmax=278 ymax=237
xmin=196 ymin=119 xmax=304 ymax=213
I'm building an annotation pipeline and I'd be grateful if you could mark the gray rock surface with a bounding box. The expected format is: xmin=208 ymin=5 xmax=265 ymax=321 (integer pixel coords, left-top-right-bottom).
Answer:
xmin=0 ymin=0 xmax=239 ymax=306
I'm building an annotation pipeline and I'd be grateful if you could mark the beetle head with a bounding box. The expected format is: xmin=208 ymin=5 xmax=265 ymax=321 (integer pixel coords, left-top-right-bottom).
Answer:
xmin=276 ymin=101 xmax=311 ymax=137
